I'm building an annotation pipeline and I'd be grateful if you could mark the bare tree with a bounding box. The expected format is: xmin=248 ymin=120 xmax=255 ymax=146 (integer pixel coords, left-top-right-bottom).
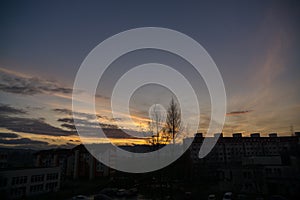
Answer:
xmin=166 ymin=98 xmax=181 ymax=144
xmin=147 ymin=104 xmax=166 ymax=147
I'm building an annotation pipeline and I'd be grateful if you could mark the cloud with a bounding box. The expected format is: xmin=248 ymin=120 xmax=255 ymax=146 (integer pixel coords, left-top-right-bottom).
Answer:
xmin=96 ymin=115 xmax=123 ymax=122
xmin=53 ymin=108 xmax=95 ymax=120
xmin=95 ymin=94 xmax=110 ymax=100
xmin=0 ymin=138 xmax=48 ymax=145
xmin=53 ymin=108 xmax=122 ymax=123
xmin=0 ymin=67 xmax=72 ymax=95
xmin=61 ymin=123 xmax=77 ymax=130
xmin=0 ymin=130 xmax=50 ymax=148
xmin=0 ymin=132 xmax=19 ymax=138
xmin=0 ymin=115 xmax=75 ymax=136
xmin=0 ymin=104 xmax=26 ymax=115
xmin=57 ymin=117 xmax=74 ymax=123
xmin=53 ymin=108 xmax=73 ymax=115
xmin=57 ymin=117 xmax=118 ymax=130
xmin=101 ymin=128 xmax=143 ymax=139
xmin=56 ymin=115 xmax=145 ymax=139
xmin=54 ymin=108 xmax=142 ymax=138
xmin=226 ymin=110 xmax=253 ymax=116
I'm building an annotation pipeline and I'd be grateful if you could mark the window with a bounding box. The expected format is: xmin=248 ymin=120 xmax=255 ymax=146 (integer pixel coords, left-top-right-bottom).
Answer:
xmin=10 ymin=187 xmax=26 ymax=197
xmin=0 ymin=177 xmax=7 ymax=187
xmin=46 ymin=173 xmax=59 ymax=180
xmin=30 ymin=184 xmax=44 ymax=193
xmin=31 ymin=174 xmax=44 ymax=183
xmin=11 ymin=176 xmax=27 ymax=185
xmin=96 ymin=162 xmax=105 ymax=172
xmin=45 ymin=182 xmax=58 ymax=191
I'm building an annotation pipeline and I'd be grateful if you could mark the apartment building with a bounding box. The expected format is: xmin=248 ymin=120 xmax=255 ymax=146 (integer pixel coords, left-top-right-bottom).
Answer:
xmin=188 ymin=132 xmax=299 ymax=164
xmin=35 ymin=144 xmax=116 ymax=180
xmin=0 ymin=167 xmax=60 ymax=199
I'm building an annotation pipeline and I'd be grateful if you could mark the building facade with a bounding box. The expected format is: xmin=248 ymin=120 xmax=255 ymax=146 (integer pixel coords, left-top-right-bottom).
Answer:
xmin=187 ymin=132 xmax=300 ymax=197
xmin=0 ymin=167 xmax=60 ymax=199
xmin=35 ymin=144 xmax=115 ymax=180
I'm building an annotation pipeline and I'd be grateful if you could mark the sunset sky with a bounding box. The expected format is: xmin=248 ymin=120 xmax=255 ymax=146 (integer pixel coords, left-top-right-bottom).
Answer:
xmin=0 ymin=0 xmax=299 ymax=149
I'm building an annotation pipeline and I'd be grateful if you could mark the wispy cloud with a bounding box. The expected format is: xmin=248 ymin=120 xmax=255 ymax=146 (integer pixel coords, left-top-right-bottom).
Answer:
xmin=0 ymin=132 xmax=19 ymax=138
xmin=53 ymin=108 xmax=123 ymax=125
xmin=53 ymin=108 xmax=96 ymax=120
xmin=0 ymin=115 xmax=75 ymax=136
xmin=226 ymin=110 xmax=253 ymax=116
xmin=57 ymin=117 xmax=118 ymax=130
xmin=0 ymin=137 xmax=48 ymax=145
xmin=0 ymin=104 xmax=26 ymax=115
xmin=0 ymin=130 xmax=49 ymax=149
xmin=0 ymin=67 xmax=73 ymax=96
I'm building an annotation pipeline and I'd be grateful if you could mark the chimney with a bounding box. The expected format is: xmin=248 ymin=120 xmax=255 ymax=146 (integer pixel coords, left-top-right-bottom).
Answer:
xmin=232 ymin=133 xmax=242 ymax=138
xmin=269 ymin=133 xmax=278 ymax=137
xmin=214 ymin=133 xmax=223 ymax=138
xmin=195 ymin=133 xmax=203 ymax=138
xmin=250 ymin=133 xmax=260 ymax=138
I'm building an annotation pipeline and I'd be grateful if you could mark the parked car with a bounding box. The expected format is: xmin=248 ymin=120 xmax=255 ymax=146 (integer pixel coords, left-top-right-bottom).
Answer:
xmin=94 ymin=194 xmax=113 ymax=200
xmin=237 ymin=194 xmax=248 ymax=200
xmin=184 ymin=191 xmax=192 ymax=199
xmin=99 ymin=188 xmax=118 ymax=197
xmin=269 ymin=195 xmax=288 ymax=200
xmin=116 ymin=189 xmax=127 ymax=197
xmin=127 ymin=187 xmax=138 ymax=196
xmin=72 ymin=195 xmax=89 ymax=200
xmin=208 ymin=194 xmax=216 ymax=200
xmin=223 ymin=192 xmax=234 ymax=200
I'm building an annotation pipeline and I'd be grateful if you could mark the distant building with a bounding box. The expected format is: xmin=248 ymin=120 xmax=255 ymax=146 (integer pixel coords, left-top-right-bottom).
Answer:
xmin=232 ymin=133 xmax=242 ymax=138
xmin=0 ymin=167 xmax=60 ymax=199
xmin=187 ymin=132 xmax=300 ymax=197
xmin=214 ymin=133 xmax=223 ymax=138
xmin=269 ymin=133 xmax=278 ymax=137
xmin=195 ymin=133 xmax=203 ymax=138
xmin=250 ymin=133 xmax=260 ymax=138
xmin=35 ymin=145 xmax=116 ymax=180
xmin=0 ymin=152 xmax=8 ymax=169
xmin=218 ymin=155 xmax=300 ymax=196
xmin=188 ymin=133 xmax=299 ymax=165
xmin=35 ymin=148 xmax=70 ymax=179
xmin=72 ymin=144 xmax=115 ymax=180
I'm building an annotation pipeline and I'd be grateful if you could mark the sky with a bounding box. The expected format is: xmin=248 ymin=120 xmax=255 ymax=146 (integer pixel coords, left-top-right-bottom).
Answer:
xmin=0 ymin=0 xmax=299 ymax=149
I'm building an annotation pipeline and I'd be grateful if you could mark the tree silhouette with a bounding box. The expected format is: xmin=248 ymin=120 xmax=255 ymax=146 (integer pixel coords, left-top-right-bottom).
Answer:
xmin=147 ymin=104 xmax=167 ymax=147
xmin=166 ymin=98 xmax=181 ymax=144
